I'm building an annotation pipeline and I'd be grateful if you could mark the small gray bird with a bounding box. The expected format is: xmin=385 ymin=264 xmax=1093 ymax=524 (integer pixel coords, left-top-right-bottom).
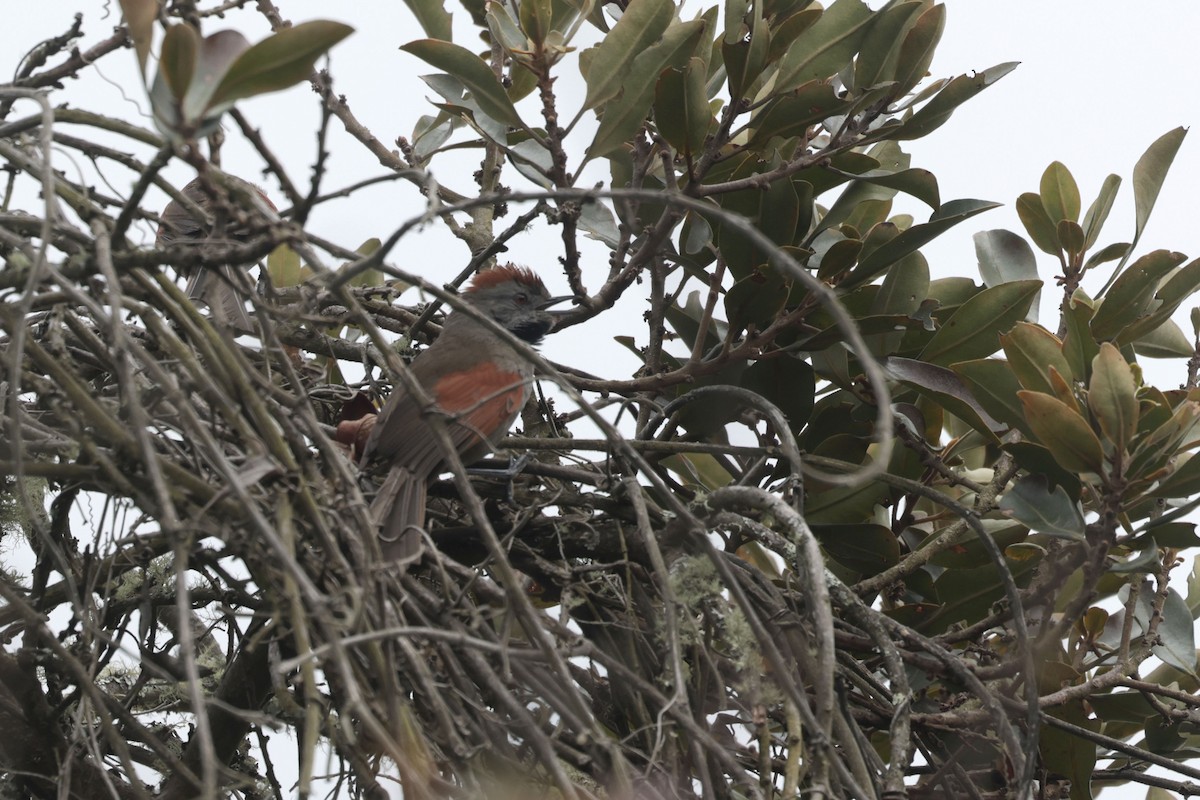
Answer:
xmin=156 ymin=175 xmax=277 ymax=331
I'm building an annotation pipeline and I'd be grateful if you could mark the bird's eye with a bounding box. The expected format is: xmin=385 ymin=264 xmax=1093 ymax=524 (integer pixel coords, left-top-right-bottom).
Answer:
xmin=514 ymin=292 xmax=529 ymax=305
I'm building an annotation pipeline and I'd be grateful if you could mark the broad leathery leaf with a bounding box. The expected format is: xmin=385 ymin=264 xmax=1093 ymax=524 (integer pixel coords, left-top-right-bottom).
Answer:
xmin=725 ymin=267 xmax=788 ymax=334
xmin=951 ymin=358 xmax=1028 ymax=434
xmin=852 ymin=0 xmax=926 ymax=92
xmin=747 ymin=81 xmax=851 ymax=147
xmin=403 ymin=39 xmax=524 ymax=128
xmin=159 ymin=24 xmax=199 ymax=102
xmin=1089 ymin=342 xmax=1138 ymax=451
xmin=891 ymin=3 xmax=944 ymax=99
xmin=1015 ymin=192 xmax=1060 ymax=256
xmin=1132 ymin=127 xmax=1188 ymax=246
xmin=1082 ymin=173 xmax=1121 ymax=251
xmin=1018 ymin=390 xmax=1106 ymax=474
xmin=822 ymin=165 xmax=940 ymax=209
xmin=870 ymin=250 xmax=929 ymax=316
xmin=1091 ymin=249 xmax=1187 ymax=340
xmin=655 ymin=58 xmax=710 ymax=157
xmin=119 ymin=0 xmax=158 ymax=75
xmin=1120 ymin=582 xmax=1198 ymax=674
xmin=180 ymin=29 xmax=251 ymax=125
xmin=919 ymin=279 xmax=1042 ymax=366
xmin=742 ymin=356 xmax=815 ymax=434
xmin=1038 ymin=703 xmax=1099 ymax=799
xmin=487 ymin=2 xmax=530 ymax=55
xmin=810 ymin=523 xmax=900 ymax=576
xmin=1084 ymin=241 xmax=1130 ymax=272
xmin=1057 ymin=220 xmax=1085 ymax=259
xmin=895 ymin=61 xmax=1018 ymax=140
xmin=842 ymin=198 xmax=1000 ymax=288
xmin=587 ymin=18 xmax=707 ymax=158
xmin=1039 ymin=161 xmax=1080 ymax=223
xmin=1000 ymin=322 xmax=1073 ymax=394
xmin=267 ymin=243 xmax=313 ymax=287
xmin=921 ymin=555 xmax=1041 ymax=634
xmin=1132 ymin=319 xmax=1194 ymax=359
xmin=577 ymin=199 xmax=621 ymax=248
xmin=975 ymin=228 xmax=1037 ymax=287
xmin=208 ymin=22 xmax=353 ymax=112
xmin=765 ymin=8 xmax=822 ymax=65
xmin=519 ymin=0 xmax=554 ymax=47
xmin=999 ymin=474 xmax=1085 ymax=540
xmin=1155 ymin=453 xmax=1200 ymax=498
xmin=405 ymin=0 xmax=454 ymax=41
xmin=885 ymin=356 xmax=1005 ymax=438
xmin=579 ymin=0 xmax=672 ymax=110
xmin=722 ymin=0 xmax=767 ymax=100
xmin=663 ymin=453 xmax=732 ymax=491
xmin=774 ymin=0 xmax=874 ymax=93
xmin=340 ymin=238 xmax=387 ymax=289
xmin=1108 ymin=544 xmax=1161 ymax=574
xmin=1060 ymin=291 xmax=1099 ymax=380
xmin=1118 ymin=256 xmax=1200 ymax=345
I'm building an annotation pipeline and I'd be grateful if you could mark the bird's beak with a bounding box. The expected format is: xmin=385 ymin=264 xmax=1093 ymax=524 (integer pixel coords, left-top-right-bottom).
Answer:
xmin=539 ymin=295 xmax=578 ymax=317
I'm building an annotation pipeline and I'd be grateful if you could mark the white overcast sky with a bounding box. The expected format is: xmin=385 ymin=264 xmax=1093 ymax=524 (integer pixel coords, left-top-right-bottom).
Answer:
xmin=4 ymin=2 xmax=1200 ymax=797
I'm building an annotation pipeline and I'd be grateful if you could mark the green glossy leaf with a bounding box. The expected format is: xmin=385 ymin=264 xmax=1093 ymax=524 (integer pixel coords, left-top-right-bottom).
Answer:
xmin=951 ymin=358 xmax=1028 ymax=434
xmin=747 ymin=81 xmax=851 ymax=147
xmin=655 ymin=57 xmax=710 ymax=157
xmin=895 ymin=61 xmax=1018 ymax=140
xmin=519 ymin=0 xmax=553 ymax=46
xmin=1039 ymin=703 xmax=1098 ymax=800
xmin=775 ymin=0 xmax=873 ymax=92
xmin=119 ymin=0 xmax=158 ymax=75
xmin=663 ymin=452 xmax=732 ymax=490
xmin=852 ymin=0 xmax=925 ymax=91
xmin=811 ymin=523 xmax=900 ymax=576
xmin=1109 ymin=544 xmax=1161 ymax=574
xmin=870 ymin=250 xmax=929 ymax=316
xmin=1132 ymin=318 xmax=1194 ymax=359
xmin=919 ymin=279 xmax=1042 ymax=366
xmin=842 ymin=198 xmax=1000 ymax=288
xmin=403 ymin=38 xmax=524 ymax=128
xmin=1060 ymin=292 xmax=1099 ymax=381
xmin=1056 ymin=220 xmax=1085 ymax=259
xmin=1084 ymin=241 xmax=1130 ymax=272
xmin=1019 ymin=390 xmax=1106 ymax=474
xmin=1155 ymin=455 xmax=1200 ymax=499
xmin=974 ymin=228 xmax=1038 ymax=287
xmin=742 ymin=356 xmax=815 ymax=435
xmin=1091 ymin=249 xmax=1187 ymax=340
xmin=1132 ymin=127 xmax=1188 ymax=247
xmin=722 ymin=0 xmax=767 ymax=99
xmin=1089 ymin=343 xmax=1138 ymax=451
xmin=886 ymin=356 xmax=1004 ymax=438
xmin=1118 ymin=256 xmax=1200 ymax=345
xmin=159 ymin=24 xmax=199 ymax=102
xmin=209 ymin=21 xmax=354 ymax=111
xmin=823 ymin=166 xmax=940 ymax=209
xmin=587 ymin=18 xmax=707 ymax=158
xmin=999 ymin=474 xmax=1085 ymax=540
xmin=1015 ymin=191 xmax=1060 ymax=256
xmin=891 ymin=3 xmax=944 ymax=98
xmin=405 ymin=0 xmax=454 ymax=41
xmin=922 ymin=555 xmax=1040 ymax=633
xmin=725 ymin=267 xmax=788 ymax=333
xmin=1002 ymin=441 xmax=1082 ymax=500
xmin=487 ymin=3 xmax=530 ymax=54
xmin=580 ymin=0 xmax=673 ymax=110
xmin=1000 ymin=322 xmax=1073 ymax=395
xmin=267 ymin=243 xmax=312 ymax=287
xmin=1082 ymin=173 xmax=1121 ymax=250
xmin=1039 ymin=160 xmax=1080 ymax=223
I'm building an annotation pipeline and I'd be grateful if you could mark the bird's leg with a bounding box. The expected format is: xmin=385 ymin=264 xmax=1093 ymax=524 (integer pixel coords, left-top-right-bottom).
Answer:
xmin=466 ymin=454 xmax=530 ymax=503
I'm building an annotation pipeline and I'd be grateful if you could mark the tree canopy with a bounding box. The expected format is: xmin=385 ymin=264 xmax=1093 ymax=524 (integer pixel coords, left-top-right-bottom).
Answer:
xmin=2 ymin=1 xmax=1200 ymax=799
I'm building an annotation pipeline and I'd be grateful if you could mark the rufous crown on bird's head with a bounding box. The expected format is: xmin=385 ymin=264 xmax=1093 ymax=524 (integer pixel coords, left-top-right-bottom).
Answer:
xmin=466 ymin=264 xmax=547 ymax=294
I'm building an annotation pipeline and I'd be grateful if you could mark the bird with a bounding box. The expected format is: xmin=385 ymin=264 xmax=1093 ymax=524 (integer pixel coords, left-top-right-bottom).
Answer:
xmin=358 ymin=265 xmax=571 ymax=562
xmin=156 ymin=174 xmax=277 ymax=331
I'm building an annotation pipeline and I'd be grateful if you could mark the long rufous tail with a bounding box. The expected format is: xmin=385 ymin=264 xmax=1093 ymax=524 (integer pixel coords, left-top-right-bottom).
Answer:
xmin=369 ymin=465 xmax=426 ymax=562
